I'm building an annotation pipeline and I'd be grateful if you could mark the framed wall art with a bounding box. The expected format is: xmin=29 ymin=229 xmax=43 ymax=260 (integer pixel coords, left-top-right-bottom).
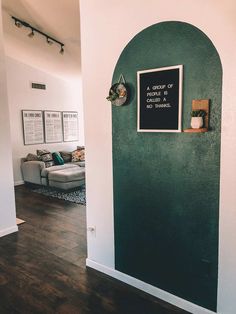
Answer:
xmin=22 ymin=110 xmax=44 ymax=145
xmin=44 ymin=111 xmax=63 ymax=143
xmin=62 ymin=111 xmax=78 ymax=142
xmin=137 ymin=65 xmax=183 ymax=132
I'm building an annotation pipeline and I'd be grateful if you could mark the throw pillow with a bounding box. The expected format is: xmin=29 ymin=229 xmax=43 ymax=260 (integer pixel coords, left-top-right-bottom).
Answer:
xmin=77 ymin=146 xmax=85 ymax=161
xmin=78 ymin=149 xmax=85 ymax=161
xmin=52 ymin=152 xmax=64 ymax=165
xmin=71 ymin=149 xmax=85 ymax=162
xmin=26 ymin=153 xmax=39 ymax=161
xmin=37 ymin=149 xmax=55 ymax=168
xmin=59 ymin=151 xmax=72 ymax=163
xmin=77 ymin=146 xmax=85 ymax=151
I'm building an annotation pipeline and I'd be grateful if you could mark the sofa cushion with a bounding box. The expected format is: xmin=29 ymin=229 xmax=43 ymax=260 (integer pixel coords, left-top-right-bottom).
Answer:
xmin=37 ymin=149 xmax=55 ymax=168
xmin=52 ymin=152 xmax=64 ymax=165
xmin=41 ymin=163 xmax=78 ymax=178
xmin=48 ymin=167 xmax=85 ymax=183
xmin=70 ymin=161 xmax=85 ymax=167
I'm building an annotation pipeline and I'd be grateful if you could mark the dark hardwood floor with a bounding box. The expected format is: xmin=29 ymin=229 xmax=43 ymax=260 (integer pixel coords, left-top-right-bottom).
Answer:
xmin=0 ymin=185 xmax=190 ymax=314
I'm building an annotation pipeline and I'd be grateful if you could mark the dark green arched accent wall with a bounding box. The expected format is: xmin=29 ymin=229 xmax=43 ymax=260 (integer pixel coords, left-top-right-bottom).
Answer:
xmin=112 ymin=21 xmax=222 ymax=311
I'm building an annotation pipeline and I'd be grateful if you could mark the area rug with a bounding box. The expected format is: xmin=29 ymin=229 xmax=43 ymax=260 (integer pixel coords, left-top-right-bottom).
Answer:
xmin=31 ymin=186 xmax=86 ymax=205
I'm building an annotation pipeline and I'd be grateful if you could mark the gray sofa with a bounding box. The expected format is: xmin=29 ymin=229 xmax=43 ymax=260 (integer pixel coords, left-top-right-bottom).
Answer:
xmin=21 ymin=158 xmax=85 ymax=190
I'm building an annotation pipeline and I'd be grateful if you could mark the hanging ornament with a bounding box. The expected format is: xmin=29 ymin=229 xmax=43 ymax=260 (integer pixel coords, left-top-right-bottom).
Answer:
xmin=106 ymin=74 xmax=128 ymax=106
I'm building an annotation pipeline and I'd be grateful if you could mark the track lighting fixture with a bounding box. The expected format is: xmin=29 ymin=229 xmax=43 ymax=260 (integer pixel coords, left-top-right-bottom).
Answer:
xmin=11 ymin=16 xmax=65 ymax=55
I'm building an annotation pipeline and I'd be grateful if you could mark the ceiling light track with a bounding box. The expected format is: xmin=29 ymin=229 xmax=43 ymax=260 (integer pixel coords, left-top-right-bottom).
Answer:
xmin=11 ymin=16 xmax=65 ymax=55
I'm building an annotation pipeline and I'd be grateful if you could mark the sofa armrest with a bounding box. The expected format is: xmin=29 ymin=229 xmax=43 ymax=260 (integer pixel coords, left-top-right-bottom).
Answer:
xmin=21 ymin=160 xmax=45 ymax=185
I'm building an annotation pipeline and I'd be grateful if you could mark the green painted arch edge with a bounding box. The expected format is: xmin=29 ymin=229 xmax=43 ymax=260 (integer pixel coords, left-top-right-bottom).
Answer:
xmin=112 ymin=21 xmax=222 ymax=312
xmin=112 ymin=20 xmax=223 ymax=83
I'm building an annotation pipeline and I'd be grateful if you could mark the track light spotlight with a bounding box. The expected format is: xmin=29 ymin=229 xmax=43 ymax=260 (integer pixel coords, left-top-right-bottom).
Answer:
xmin=28 ymin=29 xmax=34 ymax=38
xmin=11 ymin=16 xmax=65 ymax=55
xmin=15 ymin=20 xmax=22 ymax=28
xmin=46 ymin=37 xmax=53 ymax=45
xmin=60 ymin=45 xmax=64 ymax=55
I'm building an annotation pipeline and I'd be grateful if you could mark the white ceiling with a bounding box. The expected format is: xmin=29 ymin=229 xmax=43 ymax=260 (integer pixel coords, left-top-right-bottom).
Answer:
xmin=2 ymin=0 xmax=81 ymax=81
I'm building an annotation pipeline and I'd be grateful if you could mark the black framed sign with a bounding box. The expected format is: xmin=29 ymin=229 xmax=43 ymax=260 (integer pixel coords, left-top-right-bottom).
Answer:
xmin=62 ymin=111 xmax=78 ymax=142
xmin=137 ymin=65 xmax=183 ymax=132
xmin=22 ymin=110 xmax=44 ymax=145
xmin=44 ymin=111 xmax=63 ymax=143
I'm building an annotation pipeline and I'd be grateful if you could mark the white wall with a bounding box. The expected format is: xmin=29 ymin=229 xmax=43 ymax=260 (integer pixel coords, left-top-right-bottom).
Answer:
xmin=6 ymin=57 xmax=84 ymax=184
xmin=80 ymin=0 xmax=236 ymax=313
xmin=0 ymin=0 xmax=17 ymax=237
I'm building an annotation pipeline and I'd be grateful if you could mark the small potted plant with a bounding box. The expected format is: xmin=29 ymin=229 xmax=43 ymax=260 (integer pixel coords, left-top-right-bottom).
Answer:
xmin=190 ymin=110 xmax=206 ymax=129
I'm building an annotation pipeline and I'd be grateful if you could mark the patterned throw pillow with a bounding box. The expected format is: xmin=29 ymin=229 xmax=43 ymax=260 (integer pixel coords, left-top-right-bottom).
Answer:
xmin=78 ymin=149 xmax=85 ymax=161
xmin=37 ymin=149 xmax=55 ymax=168
xmin=71 ymin=149 xmax=85 ymax=162
xmin=59 ymin=151 xmax=72 ymax=163
xmin=75 ymin=146 xmax=85 ymax=161
xmin=77 ymin=146 xmax=85 ymax=151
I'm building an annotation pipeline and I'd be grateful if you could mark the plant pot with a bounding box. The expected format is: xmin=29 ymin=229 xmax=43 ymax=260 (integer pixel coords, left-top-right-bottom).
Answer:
xmin=191 ymin=117 xmax=203 ymax=129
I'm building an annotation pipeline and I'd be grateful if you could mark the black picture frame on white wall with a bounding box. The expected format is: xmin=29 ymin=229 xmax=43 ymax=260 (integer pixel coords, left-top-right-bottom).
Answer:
xmin=44 ymin=111 xmax=63 ymax=143
xmin=62 ymin=111 xmax=79 ymax=142
xmin=137 ymin=65 xmax=183 ymax=132
xmin=22 ymin=110 xmax=44 ymax=145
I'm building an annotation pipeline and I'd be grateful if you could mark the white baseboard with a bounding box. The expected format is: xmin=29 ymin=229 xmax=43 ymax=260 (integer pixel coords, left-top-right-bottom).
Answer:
xmin=86 ymin=259 xmax=216 ymax=314
xmin=14 ymin=180 xmax=24 ymax=186
xmin=0 ymin=225 xmax=18 ymax=238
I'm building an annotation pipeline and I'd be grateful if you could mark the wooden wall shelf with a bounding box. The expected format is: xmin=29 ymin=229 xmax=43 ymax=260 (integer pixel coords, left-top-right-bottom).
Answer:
xmin=183 ymin=128 xmax=208 ymax=133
